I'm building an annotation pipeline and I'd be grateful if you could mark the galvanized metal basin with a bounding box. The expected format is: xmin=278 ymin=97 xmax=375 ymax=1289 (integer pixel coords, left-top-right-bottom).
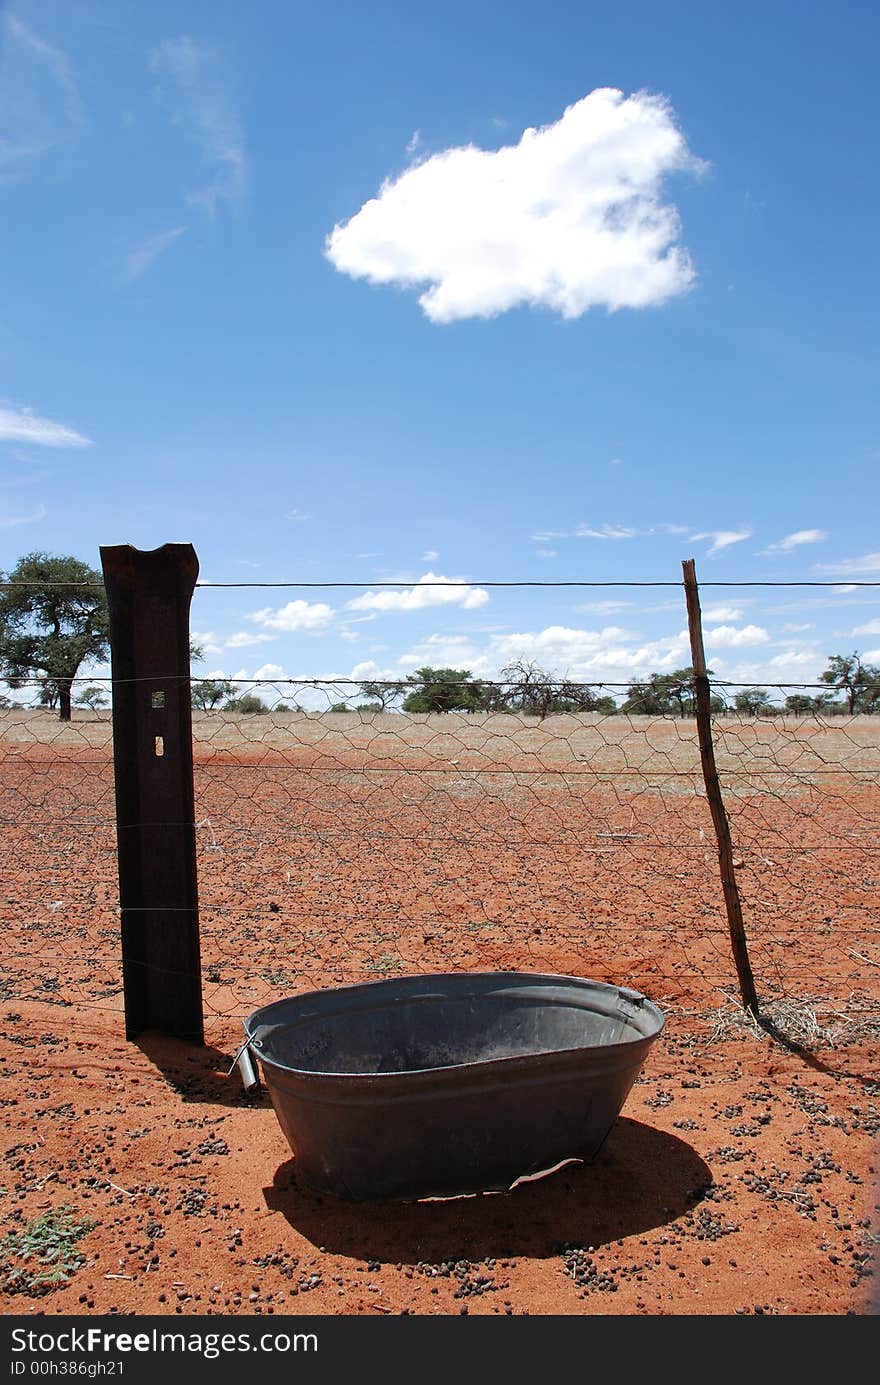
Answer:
xmin=243 ymin=971 xmax=665 ymax=1201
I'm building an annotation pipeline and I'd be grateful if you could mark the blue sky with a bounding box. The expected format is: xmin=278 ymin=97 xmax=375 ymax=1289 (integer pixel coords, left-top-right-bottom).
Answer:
xmin=2 ymin=0 xmax=879 ymax=701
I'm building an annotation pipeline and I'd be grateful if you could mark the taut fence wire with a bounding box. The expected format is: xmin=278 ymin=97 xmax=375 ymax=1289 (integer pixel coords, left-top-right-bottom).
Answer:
xmin=1 ymin=563 xmax=878 ymax=1047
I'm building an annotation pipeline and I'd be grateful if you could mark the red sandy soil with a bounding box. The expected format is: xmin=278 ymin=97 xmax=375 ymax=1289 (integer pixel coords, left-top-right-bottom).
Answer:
xmin=1 ymin=710 xmax=878 ymax=1316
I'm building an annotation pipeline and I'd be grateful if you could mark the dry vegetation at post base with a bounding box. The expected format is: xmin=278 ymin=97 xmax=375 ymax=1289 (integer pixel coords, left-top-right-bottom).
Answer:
xmin=1 ymin=709 xmax=878 ymax=1316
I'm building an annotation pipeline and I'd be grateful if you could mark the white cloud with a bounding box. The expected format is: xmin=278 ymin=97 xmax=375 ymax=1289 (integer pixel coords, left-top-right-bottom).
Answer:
xmin=863 ymin=648 xmax=880 ymax=663
xmin=249 ymin=600 xmax=334 ymax=632
xmin=0 ymin=137 xmax=53 ymax=172
xmin=406 ymin=129 xmax=421 ymax=155
xmin=574 ymin=600 xmax=633 ymax=614
xmin=325 ymin=87 xmax=703 ymax=322
xmin=0 ymin=16 xmax=81 ymax=184
xmin=816 ymin=553 xmax=880 ymax=576
xmin=766 ymin=649 xmax=821 ymax=671
xmin=689 ymin=528 xmax=752 ymax=555
xmin=532 ymin=519 xmax=691 ymax=543
xmin=0 ymin=406 xmax=91 ymax=447
xmin=705 ymin=623 xmax=770 ymax=648
xmin=719 ymin=647 xmax=823 ymax=686
xmin=347 ymin=573 xmax=489 ymax=613
xmin=761 ymin=528 xmax=827 ymax=554
xmin=5 ymin=16 xmax=80 ymax=112
xmin=535 ymin=548 xmax=557 ymax=558
xmin=852 ymin=619 xmax=880 ymax=636
xmin=350 ymin=660 xmax=392 ymax=681
xmin=781 ymin=622 xmax=814 ymax=634
xmin=0 ymin=504 xmax=48 ymax=529
xmin=574 ymin=522 xmax=636 ymax=540
xmin=224 ymin=631 xmax=276 ymax=648
xmin=397 ymin=633 xmax=486 ymax=671
xmin=701 ymin=604 xmax=744 ymax=622
xmin=125 ymin=225 xmax=187 ymax=279
xmin=191 ymin=629 xmax=222 ymax=656
xmin=487 ymin=625 xmax=691 ymax=680
xmin=149 ymin=36 xmax=246 ymax=214
xmin=422 ymin=549 xmax=439 ymax=561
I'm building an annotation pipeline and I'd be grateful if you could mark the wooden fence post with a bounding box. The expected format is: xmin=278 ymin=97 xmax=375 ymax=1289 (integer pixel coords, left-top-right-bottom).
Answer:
xmin=682 ymin=557 xmax=760 ymax=1016
xmin=100 ymin=543 xmax=203 ymax=1042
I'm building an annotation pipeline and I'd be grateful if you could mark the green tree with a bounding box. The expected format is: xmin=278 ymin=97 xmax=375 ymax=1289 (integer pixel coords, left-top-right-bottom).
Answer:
xmin=356 ymin=679 xmax=405 ymax=711
xmin=0 ymin=553 xmax=109 ymax=722
xmin=784 ymin=693 xmax=814 ymax=715
xmin=192 ymin=678 xmax=236 ymax=711
xmin=818 ymin=651 xmax=880 ymax=713
xmin=401 ymin=667 xmax=488 ymax=713
xmin=492 ymin=661 xmax=617 ymax=718
xmin=622 ymin=667 xmax=704 ymax=717
xmin=224 ymin=692 xmax=269 ymax=714
xmin=734 ymin=688 xmax=774 ymax=716
xmin=75 ymin=685 xmax=109 ymax=710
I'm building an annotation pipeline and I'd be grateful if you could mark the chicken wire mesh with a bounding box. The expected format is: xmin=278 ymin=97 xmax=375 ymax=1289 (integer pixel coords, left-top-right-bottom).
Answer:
xmin=1 ymin=648 xmax=879 ymax=1044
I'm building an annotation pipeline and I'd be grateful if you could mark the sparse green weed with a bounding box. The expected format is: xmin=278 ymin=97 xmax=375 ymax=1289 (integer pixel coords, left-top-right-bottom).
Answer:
xmin=1 ymin=1204 xmax=96 ymax=1295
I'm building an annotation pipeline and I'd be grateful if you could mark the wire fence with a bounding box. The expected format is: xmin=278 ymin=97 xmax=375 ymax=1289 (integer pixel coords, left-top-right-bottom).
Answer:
xmin=1 ymin=576 xmax=879 ymax=1046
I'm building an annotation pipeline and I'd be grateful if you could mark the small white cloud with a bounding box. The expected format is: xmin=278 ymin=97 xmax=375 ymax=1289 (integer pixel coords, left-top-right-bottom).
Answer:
xmin=816 ymin=553 xmax=880 ymax=576
xmin=705 ymin=623 xmax=769 ymax=648
xmin=224 ymin=631 xmax=276 ymax=648
xmin=422 ymin=549 xmax=439 ymax=561
xmin=252 ymin=662 xmax=285 ymax=680
xmin=397 ymin=633 xmax=487 ymax=671
xmin=348 ymin=573 xmax=489 ymax=613
xmin=535 ymin=548 xmax=557 ymax=558
xmin=761 ymin=528 xmax=827 ymax=554
xmin=191 ymin=629 xmax=223 ymax=656
xmin=574 ymin=600 xmax=633 ymax=614
xmin=0 ymin=406 xmax=91 ymax=447
xmin=690 ymin=528 xmax=752 ymax=555
xmin=701 ymin=604 xmax=744 ymax=622
xmin=852 ymin=619 xmax=880 ymax=636
xmin=149 ymin=36 xmax=246 ymax=214
xmin=0 ymin=504 xmax=48 ymax=529
xmin=5 ymin=14 xmax=81 ymax=117
xmin=325 ymin=87 xmax=703 ymax=322
xmin=249 ymin=600 xmax=334 ymax=632
xmin=533 ymin=520 xmax=689 ymax=543
xmin=767 ymin=648 xmax=820 ymax=670
xmin=781 ymin=622 xmax=814 ymax=634
xmin=125 ymin=225 xmax=187 ymax=280
xmin=406 ymin=129 xmax=421 ymax=155
xmin=575 ymin=523 xmax=636 ymax=540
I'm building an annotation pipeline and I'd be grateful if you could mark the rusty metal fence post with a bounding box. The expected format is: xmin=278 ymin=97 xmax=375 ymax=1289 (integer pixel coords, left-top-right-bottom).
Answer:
xmin=100 ymin=543 xmax=203 ymax=1041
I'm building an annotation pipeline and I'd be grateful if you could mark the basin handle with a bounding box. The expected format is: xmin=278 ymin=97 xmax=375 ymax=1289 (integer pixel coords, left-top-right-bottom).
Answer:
xmin=228 ymin=1037 xmax=261 ymax=1093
